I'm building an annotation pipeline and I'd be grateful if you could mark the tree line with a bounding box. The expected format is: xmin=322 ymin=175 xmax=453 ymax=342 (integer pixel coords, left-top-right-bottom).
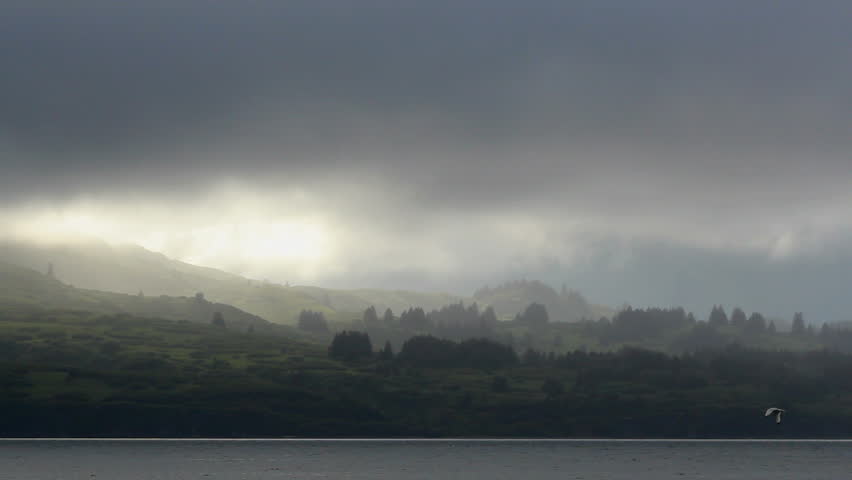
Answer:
xmin=328 ymin=331 xmax=518 ymax=370
xmin=306 ymin=300 xmax=852 ymax=357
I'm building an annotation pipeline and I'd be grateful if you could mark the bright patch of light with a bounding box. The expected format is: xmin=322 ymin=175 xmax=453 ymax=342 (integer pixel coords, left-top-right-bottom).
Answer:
xmin=241 ymin=221 xmax=327 ymax=261
xmin=6 ymin=209 xmax=127 ymax=244
xmin=0 ymin=193 xmax=335 ymax=283
xmin=178 ymin=220 xmax=329 ymax=266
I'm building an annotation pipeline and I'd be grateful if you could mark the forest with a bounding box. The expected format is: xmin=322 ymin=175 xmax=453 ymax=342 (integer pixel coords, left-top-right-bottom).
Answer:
xmin=299 ymin=302 xmax=852 ymax=355
xmin=4 ymin=259 xmax=852 ymax=437
xmin=2 ymin=302 xmax=852 ymax=437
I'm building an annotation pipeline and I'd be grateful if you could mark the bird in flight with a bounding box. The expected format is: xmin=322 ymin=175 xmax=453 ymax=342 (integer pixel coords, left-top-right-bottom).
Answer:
xmin=765 ymin=407 xmax=785 ymax=424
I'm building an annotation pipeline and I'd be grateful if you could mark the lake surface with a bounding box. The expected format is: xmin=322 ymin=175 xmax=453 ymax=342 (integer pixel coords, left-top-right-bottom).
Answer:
xmin=2 ymin=439 xmax=851 ymax=479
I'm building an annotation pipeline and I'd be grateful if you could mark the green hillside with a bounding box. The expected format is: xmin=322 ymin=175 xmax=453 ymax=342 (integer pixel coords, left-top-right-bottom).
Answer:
xmin=0 ymin=241 xmax=615 ymax=326
xmin=2 ymin=306 xmax=852 ymax=437
xmin=0 ymin=241 xmax=469 ymax=325
xmin=0 ymin=262 xmax=294 ymax=336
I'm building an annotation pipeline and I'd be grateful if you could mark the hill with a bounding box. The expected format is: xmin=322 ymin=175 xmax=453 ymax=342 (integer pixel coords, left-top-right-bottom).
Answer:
xmin=0 ymin=261 xmax=292 ymax=336
xmin=0 ymin=240 xmax=467 ymax=325
xmin=473 ymin=280 xmax=611 ymax=322
xmin=292 ymin=286 xmax=466 ymax=317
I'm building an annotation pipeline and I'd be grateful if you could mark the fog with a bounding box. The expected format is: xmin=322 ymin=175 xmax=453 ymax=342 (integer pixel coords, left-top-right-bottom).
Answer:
xmin=2 ymin=1 xmax=851 ymax=318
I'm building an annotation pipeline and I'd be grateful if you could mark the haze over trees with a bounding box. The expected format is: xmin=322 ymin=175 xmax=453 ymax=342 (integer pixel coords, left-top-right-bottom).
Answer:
xmin=474 ymin=280 xmax=597 ymax=322
xmin=4 ymin=301 xmax=852 ymax=437
xmin=0 ymin=241 xmax=466 ymax=326
xmin=5 ymin=256 xmax=852 ymax=438
xmin=298 ymin=310 xmax=329 ymax=333
xmin=4 ymin=245 xmax=852 ymax=439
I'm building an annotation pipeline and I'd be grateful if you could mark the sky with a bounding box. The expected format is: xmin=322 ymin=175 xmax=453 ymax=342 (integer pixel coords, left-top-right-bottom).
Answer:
xmin=2 ymin=1 xmax=852 ymax=319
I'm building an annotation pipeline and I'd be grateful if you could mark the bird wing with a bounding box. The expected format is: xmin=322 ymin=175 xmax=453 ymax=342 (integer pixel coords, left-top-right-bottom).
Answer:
xmin=765 ymin=408 xmax=777 ymax=416
xmin=776 ymin=411 xmax=783 ymax=424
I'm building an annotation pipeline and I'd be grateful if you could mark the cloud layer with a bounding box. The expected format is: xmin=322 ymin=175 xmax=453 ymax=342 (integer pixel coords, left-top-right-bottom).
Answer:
xmin=2 ymin=1 xmax=852 ymax=317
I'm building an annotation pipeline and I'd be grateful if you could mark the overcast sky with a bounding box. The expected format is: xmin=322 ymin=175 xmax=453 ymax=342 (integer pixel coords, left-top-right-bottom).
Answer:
xmin=2 ymin=1 xmax=851 ymax=318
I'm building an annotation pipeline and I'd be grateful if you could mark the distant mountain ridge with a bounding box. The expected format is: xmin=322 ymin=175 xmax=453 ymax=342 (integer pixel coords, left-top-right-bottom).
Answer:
xmin=0 ymin=260 xmax=286 ymax=334
xmin=0 ymin=239 xmax=611 ymax=324
xmin=0 ymin=240 xmax=468 ymax=324
xmin=474 ymin=280 xmax=612 ymax=322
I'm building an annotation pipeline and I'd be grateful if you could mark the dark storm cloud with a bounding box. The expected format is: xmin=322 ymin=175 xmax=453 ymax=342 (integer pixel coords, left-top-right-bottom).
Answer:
xmin=2 ymin=1 xmax=852 ymax=317
xmin=2 ymin=1 xmax=850 ymax=197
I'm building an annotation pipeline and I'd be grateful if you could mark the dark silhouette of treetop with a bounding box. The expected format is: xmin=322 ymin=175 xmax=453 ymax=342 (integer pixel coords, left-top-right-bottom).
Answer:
xmin=745 ymin=312 xmax=766 ymax=335
xmin=792 ymin=312 xmax=806 ymax=335
xmin=709 ymin=305 xmax=729 ymax=327
xmin=329 ymin=331 xmax=373 ymax=361
xmin=515 ymin=302 xmax=549 ymax=327
xmin=383 ymin=308 xmax=395 ymax=327
xmin=298 ymin=310 xmax=329 ymax=333
xmin=379 ymin=340 xmax=394 ymax=361
xmin=363 ymin=305 xmax=380 ymax=328
xmin=731 ymin=307 xmax=747 ymax=328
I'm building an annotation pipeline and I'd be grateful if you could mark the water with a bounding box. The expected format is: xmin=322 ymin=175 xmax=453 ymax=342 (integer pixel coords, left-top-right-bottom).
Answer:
xmin=2 ymin=439 xmax=851 ymax=479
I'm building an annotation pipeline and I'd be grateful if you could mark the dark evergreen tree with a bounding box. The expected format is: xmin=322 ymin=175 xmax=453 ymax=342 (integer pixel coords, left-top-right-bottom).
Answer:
xmin=383 ymin=308 xmax=395 ymax=327
xmin=362 ymin=306 xmax=380 ymax=328
xmin=604 ymin=306 xmax=690 ymax=343
xmin=397 ymin=335 xmax=457 ymax=367
xmin=399 ymin=307 xmax=430 ymax=331
xmin=379 ymin=340 xmax=394 ymax=361
xmin=480 ymin=306 xmax=499 ymax=331
xmin=328 ymin=331 xmax=373 ymax=361
xmin=730 ymin=307 xmax=747 ymax=328
xmin=708 ymin=305 xmax=729 ymax=327
xmin=298 ymin=310 xmax=329 ymax=333
xmin=517 ymin=302 xmax=549 ymax=327
xmin=792 ymin=312 xmax=806 ymax=335
xmin=745 ymin=312 xmax=766 ymax=335
xmin=211 ymin=311 xmax=225 ymax=328
xmin=457 ymin=338 xmax=518 ymax=369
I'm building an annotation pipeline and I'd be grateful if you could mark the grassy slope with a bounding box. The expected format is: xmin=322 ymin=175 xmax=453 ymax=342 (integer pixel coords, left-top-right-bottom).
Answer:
xmin=0 ymin=241 xmax=469 ymax=325
xmin=0 ymin=257 xmax=824 ymax=356
xmin=0 ymin=262 xmax=299 ymax=336
xmin=0 ymin=241 xmax=620 ymax=326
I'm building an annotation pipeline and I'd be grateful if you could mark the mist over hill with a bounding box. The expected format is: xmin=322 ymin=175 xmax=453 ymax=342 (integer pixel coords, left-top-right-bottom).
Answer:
xmin=473 ymin=280 xmax=611 ymax=322
xmin=0 ymin=260 xmax=286 ymax=334
xmin=4 ymin=235 xmax=845 ymax=328
xmin=0 ymin=240 xmax=473 ymax=324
